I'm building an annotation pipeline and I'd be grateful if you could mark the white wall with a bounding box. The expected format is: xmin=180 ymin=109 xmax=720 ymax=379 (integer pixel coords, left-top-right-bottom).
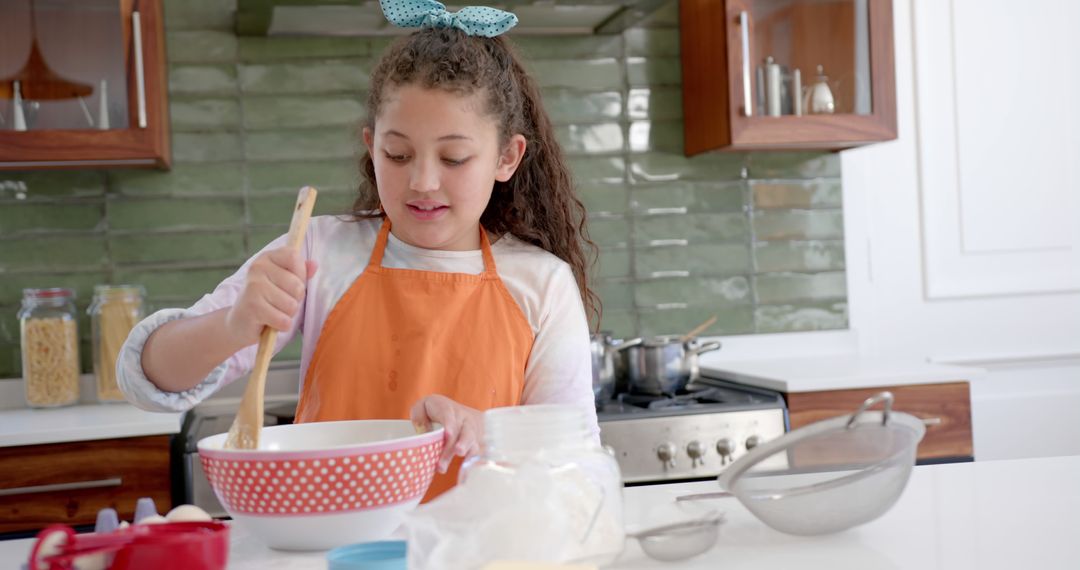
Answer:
xmin=840 ymin=0 xmax=1080 ymax=460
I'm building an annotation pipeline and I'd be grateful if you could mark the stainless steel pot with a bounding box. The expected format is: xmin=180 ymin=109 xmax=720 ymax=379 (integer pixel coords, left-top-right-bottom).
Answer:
xmin=625 ymin=336 xmax=722 ymax=396
xmin=590 ymin=332 xmax=643 ymax=407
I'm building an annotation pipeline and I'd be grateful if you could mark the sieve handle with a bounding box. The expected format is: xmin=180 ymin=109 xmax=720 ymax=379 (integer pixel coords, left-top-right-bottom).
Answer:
xmin=626 ymin=512 xmax=725 ymax=539
xmin=845 ymin=391 xmax=894 ymax=429
xmin=676 ymin=491 xmax=733 ymax=502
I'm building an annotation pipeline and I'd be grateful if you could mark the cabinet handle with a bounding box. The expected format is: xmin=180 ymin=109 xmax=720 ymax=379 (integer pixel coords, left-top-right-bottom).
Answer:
xmin=0 ymin=477 xmax=123 ymax=497
xmin=922 ymin=417 xmax=943 ymax=426
xmin=132 ymin=9 xmax=147 ymax=129
xmin=739 ymin=10 xmax=752 ymax=117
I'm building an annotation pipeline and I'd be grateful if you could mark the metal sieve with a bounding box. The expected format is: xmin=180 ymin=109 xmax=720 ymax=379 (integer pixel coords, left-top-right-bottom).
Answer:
xmin=685 ymin=392 xmax=926 ymax=536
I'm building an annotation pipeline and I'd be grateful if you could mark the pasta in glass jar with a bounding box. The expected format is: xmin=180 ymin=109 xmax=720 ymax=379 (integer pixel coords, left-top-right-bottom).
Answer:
xmin=88 ymin=285 xmax=145 ymax=402
xmin=18 ymin=288 xmax=81 ymax=408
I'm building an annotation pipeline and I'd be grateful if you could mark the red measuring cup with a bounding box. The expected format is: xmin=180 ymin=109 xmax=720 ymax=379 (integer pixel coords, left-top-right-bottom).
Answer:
xmin=28 ymin=521 xmax=229 ymax=570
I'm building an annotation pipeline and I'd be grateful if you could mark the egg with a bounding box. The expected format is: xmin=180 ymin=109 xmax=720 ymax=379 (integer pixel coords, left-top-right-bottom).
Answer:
xmin=33 ymin=528 xmax=68 ymax=558
xmin=72 ymin=552 xmax=107 ymax=570
xmin=136 ymin=514 xmax=168 ymax=525
xmin=165 ymin=504 xmax=213 ymax=522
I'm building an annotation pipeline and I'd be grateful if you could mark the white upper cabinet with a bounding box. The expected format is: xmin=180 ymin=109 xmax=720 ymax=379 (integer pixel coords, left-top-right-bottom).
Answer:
xmin=913 ymin=0 xmax=1080 ymax=298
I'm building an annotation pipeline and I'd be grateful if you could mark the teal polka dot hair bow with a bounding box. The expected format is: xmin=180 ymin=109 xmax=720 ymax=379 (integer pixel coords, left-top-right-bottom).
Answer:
xmin=379 ymin=0 xmax=518 ymax=37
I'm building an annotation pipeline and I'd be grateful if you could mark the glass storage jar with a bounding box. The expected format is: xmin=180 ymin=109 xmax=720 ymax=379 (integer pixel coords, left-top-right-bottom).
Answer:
xmin=18 ymin=288 xmax=81 ymax=408
xmin=88 ymin=285 xmax=145 ymax=402
xmin=459 ymin=404 xmax=625 ymax=566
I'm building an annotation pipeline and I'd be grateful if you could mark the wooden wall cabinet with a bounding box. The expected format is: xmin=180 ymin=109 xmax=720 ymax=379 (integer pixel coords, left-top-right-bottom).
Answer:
xmin=680 ymin=0 xmax=897 ymax=154
xmin=786 ymin=382 xmax=974 ymax=463
xmin=0 ymin=435 xmax=172 ymax=534
xmin=0 ymin=0 xmax=171 ymax=170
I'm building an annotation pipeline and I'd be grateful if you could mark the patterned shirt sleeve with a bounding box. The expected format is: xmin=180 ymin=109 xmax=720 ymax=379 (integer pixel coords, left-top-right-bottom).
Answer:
xmin=116 ymin=232 xmax=305 ymax=412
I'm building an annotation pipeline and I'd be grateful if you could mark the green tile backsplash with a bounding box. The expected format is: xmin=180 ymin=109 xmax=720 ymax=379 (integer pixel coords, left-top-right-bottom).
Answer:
xmin=0 ymin=0 xmax=847 ymax=378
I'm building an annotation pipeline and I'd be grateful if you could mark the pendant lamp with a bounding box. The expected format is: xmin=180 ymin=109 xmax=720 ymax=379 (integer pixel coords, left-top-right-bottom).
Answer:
xmin=0 ymin=0 xmax=93 ymax=101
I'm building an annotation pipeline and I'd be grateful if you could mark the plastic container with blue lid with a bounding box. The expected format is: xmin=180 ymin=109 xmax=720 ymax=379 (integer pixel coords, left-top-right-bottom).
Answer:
xmin=326 ymin=540 xmax=406 ymax=570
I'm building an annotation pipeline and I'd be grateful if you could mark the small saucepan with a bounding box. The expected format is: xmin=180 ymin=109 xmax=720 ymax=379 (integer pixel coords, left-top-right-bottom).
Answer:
xmin=590 ymin=332 xmax=643 ymax=407
xmin=625 ymin=336 xmax=722 ymax=396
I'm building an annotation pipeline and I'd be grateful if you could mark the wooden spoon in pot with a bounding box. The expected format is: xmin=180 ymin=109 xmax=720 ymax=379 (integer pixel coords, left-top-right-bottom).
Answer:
xmin=224 ymin=186 xmax=318 ymax=449
xmin=680 ymin=315 xmax=718 ymax=343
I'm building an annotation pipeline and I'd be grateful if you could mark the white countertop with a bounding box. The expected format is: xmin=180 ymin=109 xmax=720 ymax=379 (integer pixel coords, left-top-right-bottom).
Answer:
xmin=700 ymin=354 xmax=986 ymax=393
xmin=0 ymin=364 xmax=307 ymax=448
xmin=613 ymin=455 xmax=1080 ymax=569
xmin=5 ymin=455 xmax=1076 ymax=568
xmin=0 ymin=404 xmax=181 ymax=448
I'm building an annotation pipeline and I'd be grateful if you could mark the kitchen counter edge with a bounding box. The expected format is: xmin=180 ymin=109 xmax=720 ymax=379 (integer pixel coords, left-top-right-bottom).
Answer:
xmin=699 ymin=353 xmax=987 ymax=393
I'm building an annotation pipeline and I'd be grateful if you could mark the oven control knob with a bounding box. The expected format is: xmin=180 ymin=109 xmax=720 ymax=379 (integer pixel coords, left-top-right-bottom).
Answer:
xmin=686 ymin=441 xmax=705 ymax=467
xmin=656 ymin=442 xmax=677 ymax=469
xmin=745 ymin=435 xmax=763 ymax=450
xmin=715 ymin=438 xmax=735 ymax=458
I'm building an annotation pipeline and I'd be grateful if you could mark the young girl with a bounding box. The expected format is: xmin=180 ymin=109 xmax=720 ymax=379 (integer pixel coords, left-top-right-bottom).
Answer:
xmin=118 ymin=0 xmax=600 ymax=500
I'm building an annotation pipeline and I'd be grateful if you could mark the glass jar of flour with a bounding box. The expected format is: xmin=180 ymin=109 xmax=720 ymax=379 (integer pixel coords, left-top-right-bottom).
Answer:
xmin=459 ymin=404 xmax=625 ymax=565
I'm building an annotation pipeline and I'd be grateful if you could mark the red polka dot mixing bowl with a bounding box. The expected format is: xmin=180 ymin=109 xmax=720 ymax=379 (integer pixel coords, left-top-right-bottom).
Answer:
xmin=197 ymin=420 xmax=443 ymax=551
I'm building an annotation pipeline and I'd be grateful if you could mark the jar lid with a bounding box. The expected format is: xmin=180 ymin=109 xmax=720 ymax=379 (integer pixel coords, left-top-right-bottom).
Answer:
xmin=483 ymin=404 xmax=590 ymax=453
xmin=93 ymin=284 xmax=145 ymax=297
xmin=326 ymin=540 xmax=406 ymax=570
xmin=23 ymin=287 xmax=75 ymax=299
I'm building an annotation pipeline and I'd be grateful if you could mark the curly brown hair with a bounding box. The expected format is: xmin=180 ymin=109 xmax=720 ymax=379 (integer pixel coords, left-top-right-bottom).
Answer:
xmin=353 ymin=27 xmax=600 ymax=326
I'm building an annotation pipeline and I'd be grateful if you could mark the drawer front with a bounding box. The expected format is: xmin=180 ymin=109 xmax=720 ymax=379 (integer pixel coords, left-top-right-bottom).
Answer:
xmin=786 ymin=382 xmax=973 ymax=461
xmin=0 ymin=435 xmax=172 ymax=534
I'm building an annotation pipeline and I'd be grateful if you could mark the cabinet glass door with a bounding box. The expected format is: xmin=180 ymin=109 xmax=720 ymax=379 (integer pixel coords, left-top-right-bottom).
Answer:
xmin=0 ymin=0 xmax=130 ymax=132
xmin=743 ymin=0 xmax=872 ymax=118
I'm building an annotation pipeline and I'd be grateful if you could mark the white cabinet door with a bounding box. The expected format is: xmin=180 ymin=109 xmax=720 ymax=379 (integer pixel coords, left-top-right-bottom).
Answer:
xmin=912 ymin=0 xmax=1080 ymax=299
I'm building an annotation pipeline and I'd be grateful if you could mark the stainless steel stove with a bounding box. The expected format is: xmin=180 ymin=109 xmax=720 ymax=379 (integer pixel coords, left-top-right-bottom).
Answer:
xmin=597 ymin=377 xmax=788 ymax=484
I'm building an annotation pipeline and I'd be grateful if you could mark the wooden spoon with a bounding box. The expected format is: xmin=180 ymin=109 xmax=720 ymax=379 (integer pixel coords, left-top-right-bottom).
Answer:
xmin=680 ymin=315 xmax=718 ymax=343
xmin=224 ymin=186 xmax=318 ymax=450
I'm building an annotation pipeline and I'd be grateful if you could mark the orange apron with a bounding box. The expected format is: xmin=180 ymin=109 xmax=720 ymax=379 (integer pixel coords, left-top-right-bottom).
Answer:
xmin=295 ymin=218 xmax=534 ymax=501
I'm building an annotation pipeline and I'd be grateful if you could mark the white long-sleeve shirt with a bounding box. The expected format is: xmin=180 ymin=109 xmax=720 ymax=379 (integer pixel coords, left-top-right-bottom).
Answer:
xmin=117 ymin=215 xmax=598 ymax=437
